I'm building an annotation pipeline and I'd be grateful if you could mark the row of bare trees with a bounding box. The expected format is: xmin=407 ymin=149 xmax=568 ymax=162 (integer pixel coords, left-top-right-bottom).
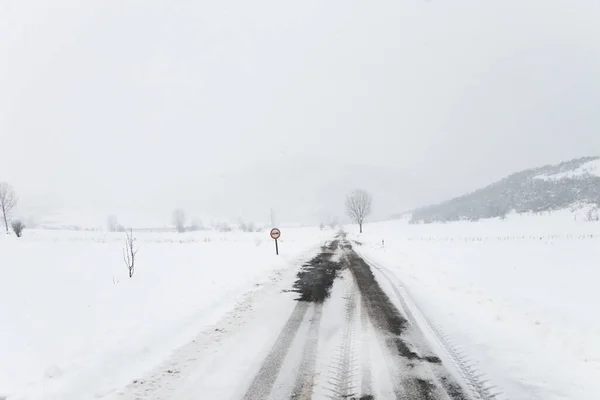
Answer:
xmin=172 ymin=209 xmax=204 ymax=232
xmin=108 ymin=209 xmax=202 ymax=233
xmin=109 ymin=189 xmax=372 ymax=235
xmin=118 ymin=189 xmax=371 ymax=281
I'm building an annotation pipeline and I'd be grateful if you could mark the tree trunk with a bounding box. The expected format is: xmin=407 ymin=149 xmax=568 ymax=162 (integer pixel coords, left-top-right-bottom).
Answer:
xmin=2 ymin=212 xmax=7 ymax=233
xmin=359 ymin=222 xmax=363 ymax=233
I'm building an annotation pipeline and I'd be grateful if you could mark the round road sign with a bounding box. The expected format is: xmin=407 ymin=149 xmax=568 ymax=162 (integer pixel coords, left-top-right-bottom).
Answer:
xmin=270 ymin=228 xmax=281 ymax=240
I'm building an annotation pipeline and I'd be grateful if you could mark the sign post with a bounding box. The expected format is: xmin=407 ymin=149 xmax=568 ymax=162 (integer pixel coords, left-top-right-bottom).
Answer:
xmin=270 ymin=228 xmax=281 ymax=255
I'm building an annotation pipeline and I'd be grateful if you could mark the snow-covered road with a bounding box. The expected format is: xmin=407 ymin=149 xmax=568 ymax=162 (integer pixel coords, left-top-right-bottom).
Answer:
xmin=112 ymin=237 xmax=481 ymax=400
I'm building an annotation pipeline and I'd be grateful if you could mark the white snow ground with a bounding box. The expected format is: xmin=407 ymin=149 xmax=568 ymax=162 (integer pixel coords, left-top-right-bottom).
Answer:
xmin=2 ymin=212 xmax=599 ymax=400
xmin=111 ymin=237 xmax=473 ymax=400
xmin=0 ymin=227 xmax=329 ymax=400
xmin=110 ymin=262 xmax=373 ymax=400
xmin=349 ymin=214 xmax=600 ymax=400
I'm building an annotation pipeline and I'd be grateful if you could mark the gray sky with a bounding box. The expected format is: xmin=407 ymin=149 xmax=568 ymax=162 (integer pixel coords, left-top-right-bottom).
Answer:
xmin=1 ymin=0 xmax=600 ymax=225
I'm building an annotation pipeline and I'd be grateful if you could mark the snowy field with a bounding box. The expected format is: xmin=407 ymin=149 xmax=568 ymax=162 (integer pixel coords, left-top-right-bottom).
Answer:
xmin=350 ymin=213 xmax=600 ymax=400
xmin=0 ymin=227 xmax=330 ymax=400
xmin=2 ymin=212 xmax=599 ymax=400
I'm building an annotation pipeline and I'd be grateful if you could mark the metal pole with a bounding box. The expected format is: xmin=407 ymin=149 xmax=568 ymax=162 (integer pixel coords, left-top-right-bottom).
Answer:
xmin=275 ymin=238 xmax=279 ymax=255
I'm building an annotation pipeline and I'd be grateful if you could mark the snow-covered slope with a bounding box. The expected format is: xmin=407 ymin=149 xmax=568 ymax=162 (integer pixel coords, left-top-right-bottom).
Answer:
xmin=535 ymin=157 xmax=600 ymax=181
xmin=411 ymin=156 xmax=600 ymax=223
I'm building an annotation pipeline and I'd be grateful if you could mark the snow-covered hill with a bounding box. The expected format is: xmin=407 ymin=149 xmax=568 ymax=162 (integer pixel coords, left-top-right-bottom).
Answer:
xmin=411 ymin=156 xmax=600 ymax=223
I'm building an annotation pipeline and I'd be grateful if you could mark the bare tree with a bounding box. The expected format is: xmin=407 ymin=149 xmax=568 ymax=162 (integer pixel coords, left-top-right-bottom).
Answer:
xmin=345 ymin=189 xmax=372 ymax=233
xmin=107 ymin=215 xmax=119 ymax=232
xmin=0 ymin=182 xmax=17 ymax=233
xmin=172 ymin=209 xmax=186 ymax=233
xmin=11 ymin=220 xmax=25 ymax=238
xmin=123 ymin=229 xmax=138 ymax=278
xmin=585 ymin=207 xmax=599 ymax=222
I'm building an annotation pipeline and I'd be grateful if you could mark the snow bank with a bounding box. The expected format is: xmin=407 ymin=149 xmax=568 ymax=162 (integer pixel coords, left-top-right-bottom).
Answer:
xmin=349 ymin=218 xmax=600 ymax=400
xmin=0 ymin=227 xmax=330 ymax=400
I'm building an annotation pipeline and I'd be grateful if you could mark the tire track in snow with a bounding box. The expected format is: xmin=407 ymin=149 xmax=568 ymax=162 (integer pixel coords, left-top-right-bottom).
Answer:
xmin=346 ymin=246 xmax=472 ymax=400
xmin=359 ymin=297 xmax=374 ymax=398
xmin=243 ymin=301 xmax=310 ymax=400
xmin=290 ymin=304 xmax=324 ymax=399
xmin=325 ymin=274 xmax=359 ymax=399
xmin=362 ymin=252 xmax=499 ymax=400
xmin=245 ymin=239 xmax=342 ymax=400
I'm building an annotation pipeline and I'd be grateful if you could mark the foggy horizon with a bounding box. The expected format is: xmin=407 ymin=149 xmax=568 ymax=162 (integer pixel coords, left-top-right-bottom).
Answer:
xmin=2 ymin=1 xmax=600 ymax=226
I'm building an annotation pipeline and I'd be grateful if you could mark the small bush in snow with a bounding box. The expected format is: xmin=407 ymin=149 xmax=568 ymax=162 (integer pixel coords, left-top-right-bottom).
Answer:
xmin=11 ymin=220 xmax=25 ymax=237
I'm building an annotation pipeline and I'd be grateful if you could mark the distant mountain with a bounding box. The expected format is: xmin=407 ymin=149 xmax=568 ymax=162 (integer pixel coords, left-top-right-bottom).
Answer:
xmin=410 ymin=156 xmax=600 ymax=223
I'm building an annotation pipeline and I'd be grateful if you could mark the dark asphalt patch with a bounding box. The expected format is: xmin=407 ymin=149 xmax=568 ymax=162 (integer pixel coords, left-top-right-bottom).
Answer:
xmin=439 ymin=376 xmax=471 ymax=399
xmin=291 ymin=240 xmax=342 ymax=303
xmin=411 ymin=378 xmax=438 ymax=400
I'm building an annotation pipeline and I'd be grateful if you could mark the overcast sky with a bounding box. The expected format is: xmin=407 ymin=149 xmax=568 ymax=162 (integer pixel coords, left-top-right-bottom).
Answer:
xmin=1 ymin=0 xmax=600 ymax=224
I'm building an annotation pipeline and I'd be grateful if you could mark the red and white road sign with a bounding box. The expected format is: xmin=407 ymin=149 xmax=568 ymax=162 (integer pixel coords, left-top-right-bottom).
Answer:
xmin=270 ymin=228 xmax=281 ymax=240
